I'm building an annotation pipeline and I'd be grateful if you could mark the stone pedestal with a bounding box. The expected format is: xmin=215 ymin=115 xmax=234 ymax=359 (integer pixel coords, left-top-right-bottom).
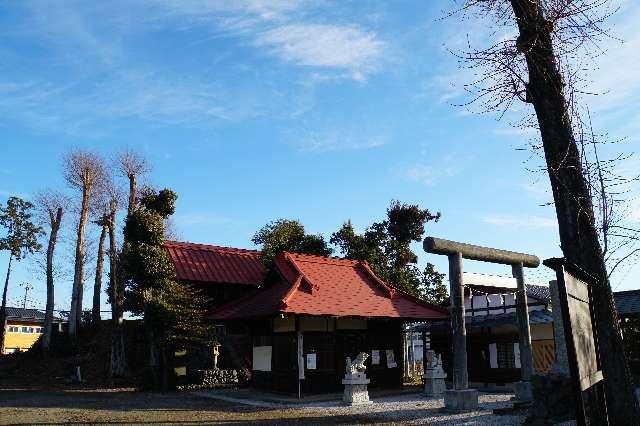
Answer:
xmin=511 ymin=380 xmax=533 ymax=403
xmin=443 ymin=388 xmax=479 ymax=412
xmin=423 ymin=351 xmax=447 ymax=396
xmin=342 ymin=373 xmax=372 ymax=406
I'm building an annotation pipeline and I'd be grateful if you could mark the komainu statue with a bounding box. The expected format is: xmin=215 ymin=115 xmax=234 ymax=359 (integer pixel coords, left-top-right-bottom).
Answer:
xmin=345 ymin=352 xmax=369 ymax=375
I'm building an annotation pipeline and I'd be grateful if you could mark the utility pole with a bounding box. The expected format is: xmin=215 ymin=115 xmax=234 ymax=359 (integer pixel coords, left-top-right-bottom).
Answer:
xmin=20 ymin=282 xmax=33 ymax=309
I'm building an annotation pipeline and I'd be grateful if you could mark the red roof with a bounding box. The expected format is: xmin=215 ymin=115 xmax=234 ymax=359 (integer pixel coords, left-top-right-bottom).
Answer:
xmin=208 ymin=252 xmax=449 ymax=320
xmin=165 ymin=241 xmax=266 ymax=286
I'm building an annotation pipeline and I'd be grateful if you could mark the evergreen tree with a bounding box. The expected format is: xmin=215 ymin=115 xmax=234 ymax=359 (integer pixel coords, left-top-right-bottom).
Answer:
xmin=123 ymin=188 xmax=210 ymax=390
xmin=421 ymin=263 xmax=448 ymax=305
xmin=331 ymin=200 xmax=443 ymax=298
xmin=252 ymin=219 xmax=332 ymax=265
xmin=0 ymin=197 xmax=43 ymax=352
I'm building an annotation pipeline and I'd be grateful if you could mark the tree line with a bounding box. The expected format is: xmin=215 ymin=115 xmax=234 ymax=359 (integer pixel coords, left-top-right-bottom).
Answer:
xmin=0 ymin=149 xmax=210 ymax=389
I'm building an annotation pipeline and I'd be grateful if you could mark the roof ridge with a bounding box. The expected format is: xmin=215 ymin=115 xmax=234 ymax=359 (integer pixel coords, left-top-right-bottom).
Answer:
xmin=284 ymin=251 xmax=359 ymax=265
xmin=357 ymin=261 xmax=395 ymax=299
xmin=165 ymin=240 xmax=262 ymax=255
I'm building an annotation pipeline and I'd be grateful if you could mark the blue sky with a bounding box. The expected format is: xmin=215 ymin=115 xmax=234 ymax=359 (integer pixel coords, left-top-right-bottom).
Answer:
xmin=1 ymin=1 xmax=638 ymax=313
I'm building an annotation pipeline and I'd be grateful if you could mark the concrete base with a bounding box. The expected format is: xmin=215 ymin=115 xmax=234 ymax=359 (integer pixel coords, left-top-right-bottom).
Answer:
xmin=424 ymin=377 xmax=446 ymax=396
xmin=511 ymin=381 xmax=533 ymax=403
xmin=443 ymin=389 xmax=479 ymax=412
xmin=343 ymin=383 xmax=372 ymax=406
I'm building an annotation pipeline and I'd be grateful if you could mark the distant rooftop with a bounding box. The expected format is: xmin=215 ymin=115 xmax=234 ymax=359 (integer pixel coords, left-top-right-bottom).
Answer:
xmin=614 ymin=289 xmax=640 ymax=316
xmin=3 ymin=307 xmax=63 ymax=322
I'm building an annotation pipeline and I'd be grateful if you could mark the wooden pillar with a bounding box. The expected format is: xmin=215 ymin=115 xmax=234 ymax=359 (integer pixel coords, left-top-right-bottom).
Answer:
xmin=512 ymin=262 xmax=533 ymax=382
xmin=296 ymin=316 xmax=304 ymax=399
xmin=448 ymin=252 xmax=468 ymax=390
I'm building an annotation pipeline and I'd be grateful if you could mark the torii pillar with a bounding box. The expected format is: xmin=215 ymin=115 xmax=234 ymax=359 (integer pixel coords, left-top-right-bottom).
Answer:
xmin=424 ymin=237 xmax=540 ymax=411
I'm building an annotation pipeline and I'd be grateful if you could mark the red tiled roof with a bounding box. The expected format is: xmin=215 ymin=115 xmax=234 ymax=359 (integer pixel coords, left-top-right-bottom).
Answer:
xmin=165 ymin=241 xmax=266 ymax=286
xmin=208 ymin=252 xmax=449 ymax=320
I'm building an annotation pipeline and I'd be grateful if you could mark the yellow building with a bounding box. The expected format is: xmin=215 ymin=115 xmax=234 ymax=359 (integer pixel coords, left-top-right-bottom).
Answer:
xmin=2 ymin=307 xmax=65 ymax=354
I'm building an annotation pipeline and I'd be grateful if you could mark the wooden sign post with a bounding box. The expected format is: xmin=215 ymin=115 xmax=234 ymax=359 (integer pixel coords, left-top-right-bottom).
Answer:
xmin=543 ymin=258 xmax=609 ymax=425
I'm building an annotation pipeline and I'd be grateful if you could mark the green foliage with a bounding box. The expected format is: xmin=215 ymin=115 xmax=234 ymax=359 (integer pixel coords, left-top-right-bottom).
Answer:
xmin=123 ymin=188 xmax=211 ymax=342
xmin=421 ymin=263 xmax=448 ymax=305
xmin=331 ymin=200 xmax=444 ymax=299
xmin=252 ymin=219 xmax=332 ymax=265
xmin=0 ymin=197 xmax=43 ymax=260
xmin=161 ymin=281 xmax=212 ymax=347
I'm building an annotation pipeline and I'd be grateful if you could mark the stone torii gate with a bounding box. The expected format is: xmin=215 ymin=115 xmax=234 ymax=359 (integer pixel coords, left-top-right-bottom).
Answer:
xmin=424 ymin=237 xmax=540 ymax=411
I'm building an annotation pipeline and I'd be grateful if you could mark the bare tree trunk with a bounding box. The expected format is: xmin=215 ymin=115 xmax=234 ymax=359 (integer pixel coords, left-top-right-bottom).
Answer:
xmin=43 ymin=208 xmax=63 ymax=351
xmin=109 ymin=207 xmax=127 ymax=377
xmin=69 ymin=184 xmax=91 ymax=338
xmin=92 ymin=219 xmax=107 ymax=325
xmin=509 ymin=0 xmax=638 ymax=421
xmin=144 ymin=292 xmax=164 ymax=390
xmin=127 ymin=174 xmax=136 ymax=216
xmin=0 ymin=255 xmax=13 ymax=353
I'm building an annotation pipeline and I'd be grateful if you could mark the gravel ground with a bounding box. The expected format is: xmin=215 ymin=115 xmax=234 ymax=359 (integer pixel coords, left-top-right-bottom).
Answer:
xmin=193 ymin=390 xmax=525 ymax=425
xmin=0 ymin=387 xmax=525 ymax=425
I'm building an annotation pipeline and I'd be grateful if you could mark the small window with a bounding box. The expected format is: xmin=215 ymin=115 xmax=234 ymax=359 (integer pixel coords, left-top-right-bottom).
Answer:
xmin=8 ymin=326 xmax=18 ymax=333
xmin=496 ymin=343 xmax=515 ymax=369
xmin=21 ymin=326 xmax=28 ymax=333
xmin=28 ymin=327 xmax=35 ymax=333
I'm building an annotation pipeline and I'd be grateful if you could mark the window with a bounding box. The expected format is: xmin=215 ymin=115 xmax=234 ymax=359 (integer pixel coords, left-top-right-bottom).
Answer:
xmin=489 ymin=342 xmax=519 ymax=369
xmin=8 ymin=326 xmax=18 ymax=333
xmin=496 ymin=343 xmax=515 ymax=369
xmin=21 ymin=326 xmax=28 ymax=333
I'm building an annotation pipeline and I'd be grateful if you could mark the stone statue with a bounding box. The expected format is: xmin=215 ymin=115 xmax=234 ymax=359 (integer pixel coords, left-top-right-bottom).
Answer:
xmin=423 ymin=350 xmax=447 ymax=396
xmin=345 ymin=352 xmax=369 ymax=375
xmin=212 ymin=343 xmax=221 ymax=370
xmin=342 ymin=352 xmax=371 ymax=406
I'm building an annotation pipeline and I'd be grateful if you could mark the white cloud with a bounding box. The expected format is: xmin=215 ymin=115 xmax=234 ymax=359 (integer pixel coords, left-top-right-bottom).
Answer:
xmin=255 ymin=24 xmax=385 ymax=80
xmin=151 ymin=0 xmax=387 ymax=80
xmin=483 ymin=215 xmax=557 ymax=229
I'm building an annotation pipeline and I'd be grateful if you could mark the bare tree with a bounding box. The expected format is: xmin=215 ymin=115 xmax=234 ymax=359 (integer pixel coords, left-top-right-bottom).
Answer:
xmin=63 ymin=150 xmax=106 ymax=339
xmin=34 ymin=190 xmax=69 ymax=351
xmin=110 ymin=149 xmax=150 ymax=377
xmin=117 ymin=149 xmax=150 ymax=215
xmin=458 ymin=0 xmax=638 ymax=420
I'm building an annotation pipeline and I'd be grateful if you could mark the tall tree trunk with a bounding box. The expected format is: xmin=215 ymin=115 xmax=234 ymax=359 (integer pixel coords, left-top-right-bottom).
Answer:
xmin=109 ymin=207 xmax=127 ymax=377
xmin=509 ymin=0 xmax=638 ymax=421
xmin=43 ymin=208 xmax=63 ymax=352
xmin=92 ymin=219 xmax=107 ymax=325
xmin=110 ymin=174 xmax=137 ymax=377
xmin=0 ymin=255 xmax=13 ymax=354
xmin=144 ymin=292 xmax=164 ymax=390
xmin=127 ymin=173 xmax=137 ymax=215
xmin=69 ymin=183 xmax=91 ymax=338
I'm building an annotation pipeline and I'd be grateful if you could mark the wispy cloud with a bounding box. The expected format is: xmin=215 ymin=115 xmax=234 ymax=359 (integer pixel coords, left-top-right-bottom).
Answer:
xmin=400 ymin=154 xmax=467 ymax=186
xmin=483 ymin=215 xmax=557 ymax=229
xmin=150 ymin=0 xmax=387 ymax=80
xmin=0 ymin=1 xmax=389 ymax=135
xmin=255 ymin=24 xmax=385 ymax=81
xmin=296 ymin=126 xmax=388 ymax=153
